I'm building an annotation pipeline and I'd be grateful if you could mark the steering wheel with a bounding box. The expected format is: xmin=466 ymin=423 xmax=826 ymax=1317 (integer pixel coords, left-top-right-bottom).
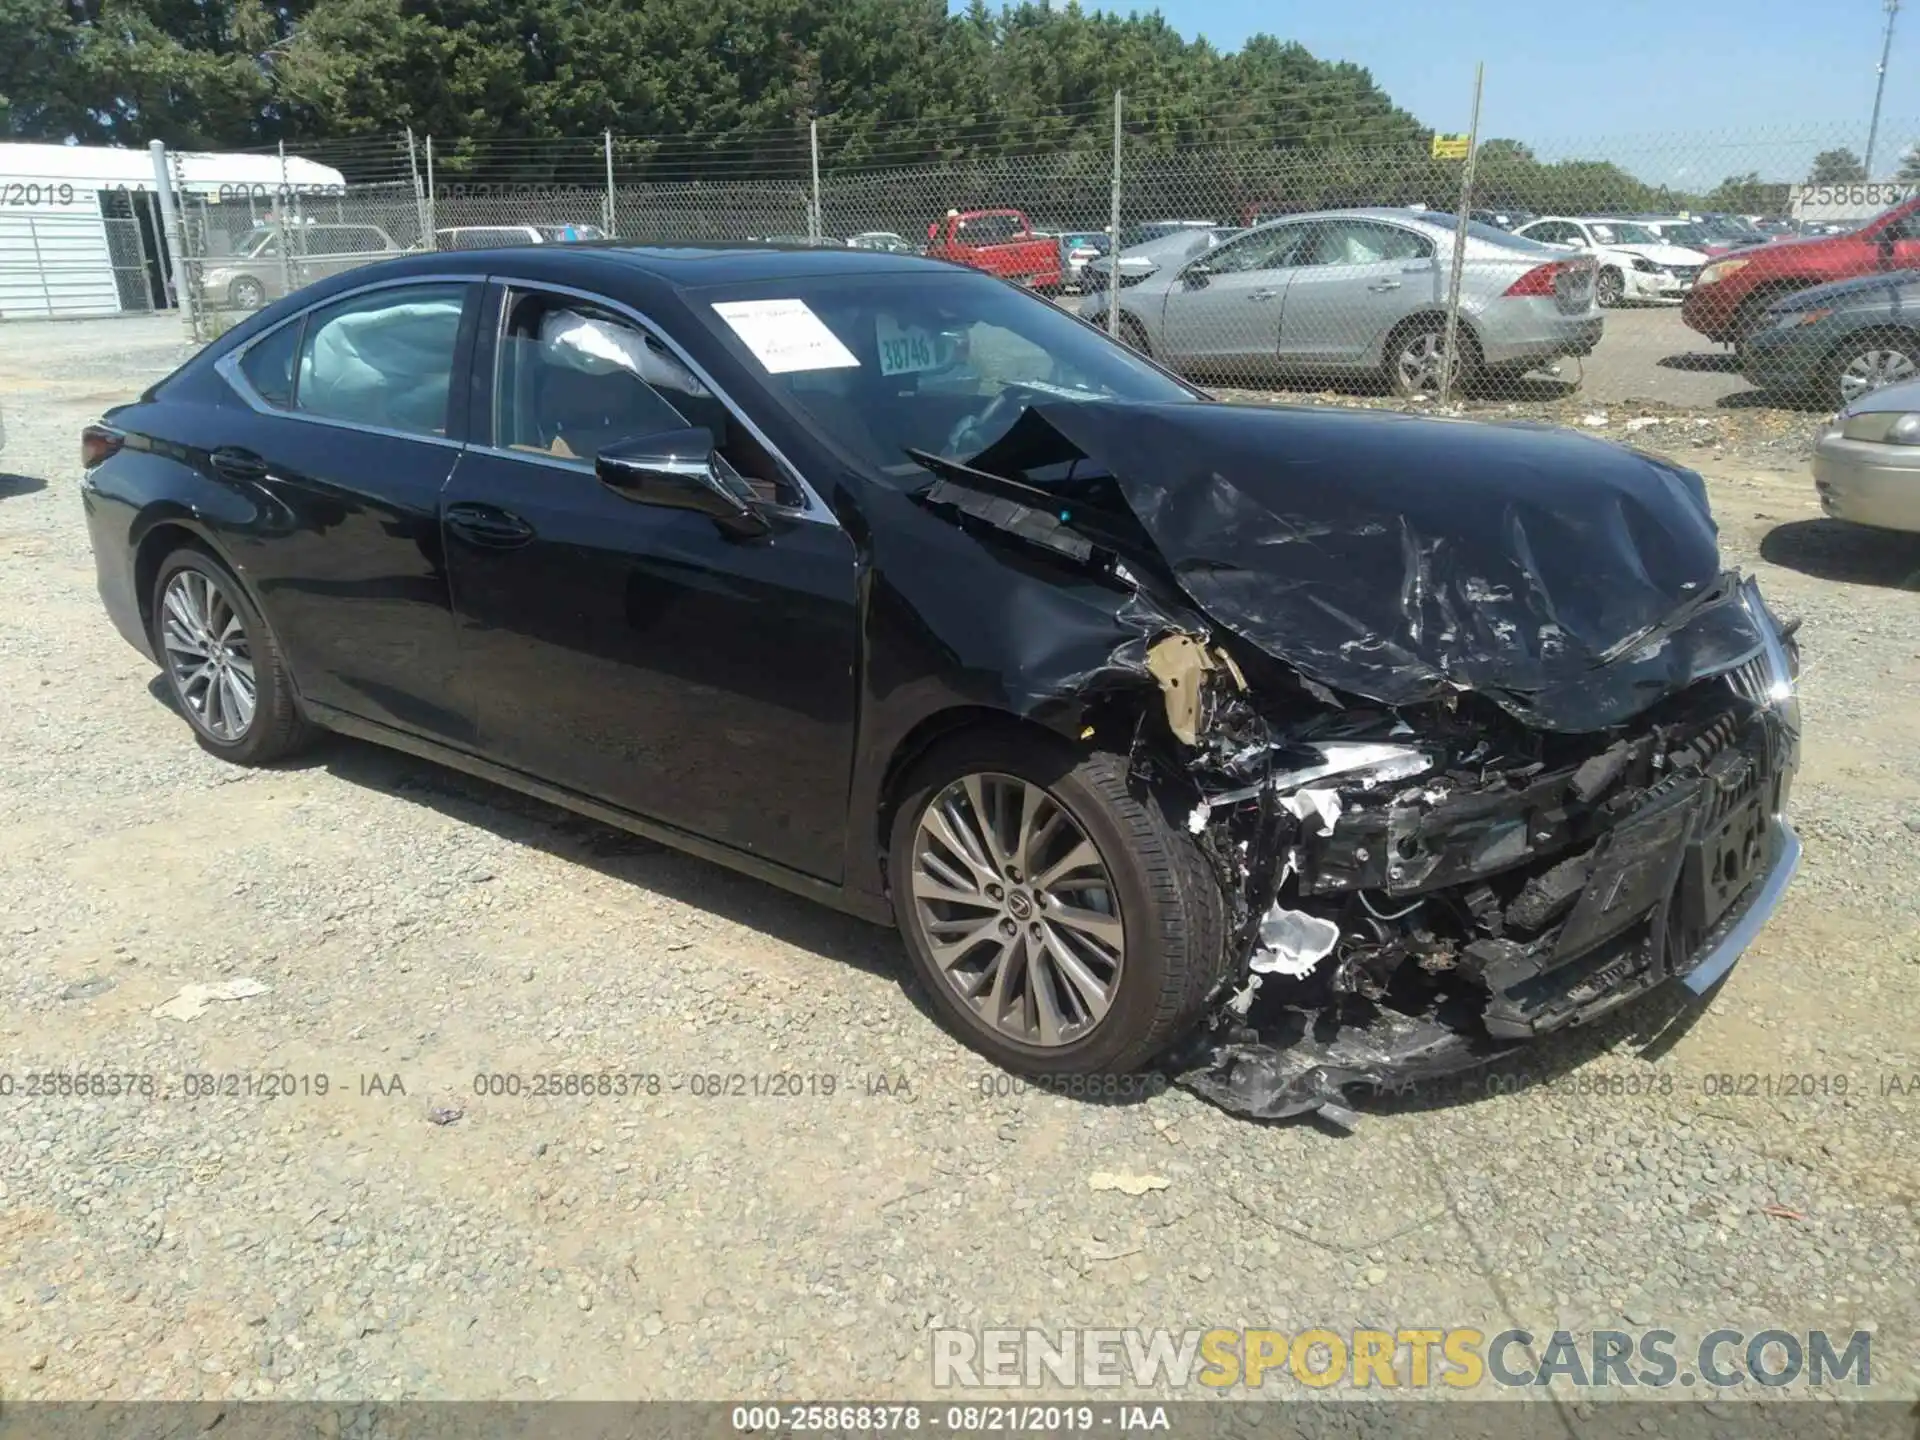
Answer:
xmin=944 ymin=382 xmax=1050 ymax=460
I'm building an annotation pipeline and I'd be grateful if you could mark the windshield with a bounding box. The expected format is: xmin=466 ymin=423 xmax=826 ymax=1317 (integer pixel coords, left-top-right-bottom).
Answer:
xmin=695 ymin=271 xmax=1196 ymax=480
xmin=1590 ymin=222 xmax=1660 ymax=245
xmin=1660 ymin=223 xmax=1710 ymax=247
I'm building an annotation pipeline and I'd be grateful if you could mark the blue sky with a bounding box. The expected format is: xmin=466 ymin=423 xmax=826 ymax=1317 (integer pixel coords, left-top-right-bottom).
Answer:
xmin=995 ymin=0 xmax=1920 ymax=182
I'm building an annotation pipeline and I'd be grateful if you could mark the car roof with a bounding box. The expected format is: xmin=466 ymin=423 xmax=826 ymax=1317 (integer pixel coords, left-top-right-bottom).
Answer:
xmin=297 ymin=241 xmax=956 ymax=289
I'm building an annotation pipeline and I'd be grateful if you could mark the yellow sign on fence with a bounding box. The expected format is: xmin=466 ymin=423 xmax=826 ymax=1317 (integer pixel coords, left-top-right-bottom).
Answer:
xmin=1430 ymin=134 xmax=1471 ymax=160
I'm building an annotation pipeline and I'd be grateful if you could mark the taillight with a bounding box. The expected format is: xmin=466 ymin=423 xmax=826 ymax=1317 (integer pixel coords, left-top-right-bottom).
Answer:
xmin=81 ymin=424 xmax=123 ymax=470
xmin=1503 ymin=262 xmax=1564 ymax=297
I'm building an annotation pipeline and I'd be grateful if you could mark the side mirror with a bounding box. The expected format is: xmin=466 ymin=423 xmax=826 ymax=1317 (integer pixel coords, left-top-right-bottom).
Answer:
xmin=595 ymin=428 xmax=771 ymax=540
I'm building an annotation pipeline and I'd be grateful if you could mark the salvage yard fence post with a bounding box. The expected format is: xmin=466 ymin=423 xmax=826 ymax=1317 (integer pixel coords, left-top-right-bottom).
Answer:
xmin=1439 ymin=62 xmax=1485 ymax=407
xmin=603 ymin=130 xmax=617 ymax=239
xmin=148 ymin=141 xmax=197 ymax=342
xmin=1109 ymin=89 xmax=1123 ymax=339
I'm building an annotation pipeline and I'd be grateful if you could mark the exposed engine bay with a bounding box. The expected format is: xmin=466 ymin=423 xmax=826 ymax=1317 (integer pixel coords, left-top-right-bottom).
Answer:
xmin=909 ymin=396 xmax=1804 ymax=1124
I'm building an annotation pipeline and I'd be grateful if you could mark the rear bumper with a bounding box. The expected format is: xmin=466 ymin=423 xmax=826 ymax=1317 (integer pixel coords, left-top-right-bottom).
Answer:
xmin=1480 ymin=313 xmax=1604 ymax=369
xmin=1813 ymin=428 xmax=1920 ymax=532
xmin=80 ymin=477 xmax=153 ymax=662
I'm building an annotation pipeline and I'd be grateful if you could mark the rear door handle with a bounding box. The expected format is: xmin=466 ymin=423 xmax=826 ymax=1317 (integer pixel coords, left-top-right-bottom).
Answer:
xmin=446 ymin=502 xmax=536 ymax=549
xmin=1367 ymin=280 xmax=1403 ymax=292
xmin=209 ymin=446 xmax=268 ymax=483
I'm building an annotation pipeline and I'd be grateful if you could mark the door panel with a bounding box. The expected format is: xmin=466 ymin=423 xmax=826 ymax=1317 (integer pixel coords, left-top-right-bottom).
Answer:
xmin=442 ymin=282 xmax=860 ymax=879
xmin=1158 ymin=224 xmax=1306 ymax=369
xmin=1278 ymin=221 xmax=1439 ymax=367
xmin=236 ymin=280 xmax=480 ymax=743
xmin=442 ymin=452 xmax=859 ymax=879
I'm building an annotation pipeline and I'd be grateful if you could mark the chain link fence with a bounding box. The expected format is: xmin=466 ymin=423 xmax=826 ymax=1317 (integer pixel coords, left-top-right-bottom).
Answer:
xmin=161 ymin=103 xmax=1920 ymax=413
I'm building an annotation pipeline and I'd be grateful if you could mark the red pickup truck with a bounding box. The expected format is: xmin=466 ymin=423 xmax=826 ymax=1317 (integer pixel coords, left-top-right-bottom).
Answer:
xmin=926 ymin=208 xmax=1063 ymax=290
xmin=1682 ymin=193 xmax=1920 ymax=344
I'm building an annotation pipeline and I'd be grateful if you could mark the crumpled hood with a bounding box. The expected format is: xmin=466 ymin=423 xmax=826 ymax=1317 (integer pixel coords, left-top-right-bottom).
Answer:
xmin=966 ymin=399 xmax=1767 ymax=731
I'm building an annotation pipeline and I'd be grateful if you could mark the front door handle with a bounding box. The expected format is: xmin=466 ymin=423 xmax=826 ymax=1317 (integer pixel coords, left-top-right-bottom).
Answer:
xmin=209 ymin=446 xmax=268 ymax=483
xmin=446 ymin=502 xmax=535 ymax=549
xmin=1249 ymin=288 xmax=1281 ymax=301
xmin=1367 ymin=280 xmax=1403 ymax=292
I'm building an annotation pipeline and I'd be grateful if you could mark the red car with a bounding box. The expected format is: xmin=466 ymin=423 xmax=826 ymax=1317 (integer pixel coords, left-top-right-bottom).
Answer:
xmin=1682 ymin=196 xmax=1920 ymax=344
xmin=926 ymin=208 xmax=1063 ymax=290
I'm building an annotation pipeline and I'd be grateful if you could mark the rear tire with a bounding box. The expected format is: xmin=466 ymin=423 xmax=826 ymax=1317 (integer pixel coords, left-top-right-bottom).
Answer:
xmin=1596 ymin=267 xmax=1625 ymax=308
xmin=887 ymin=729 xmax=1228 ymax=1077
xmin=150 ymin=546 xmax=315 ymax=766
xmin=229 ymin=277 xmax=266 ymax=310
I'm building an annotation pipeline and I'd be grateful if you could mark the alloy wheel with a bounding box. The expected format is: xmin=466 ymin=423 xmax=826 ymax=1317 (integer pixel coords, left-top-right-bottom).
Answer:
xmin=1597 ymin=268 xmax=1625 ymax=307
xmin=1837 ymin=347 xmax=1917 ymax=405
xmin=160 ymin=569 xmax=257 ymax=743
xmin=231 ymin=278 xmax=265 ymax=309
xmin=1395 ymin=330 xmax=1446 ymax=395
xmin=908 ymin=772 xmax=1125 ymax=1047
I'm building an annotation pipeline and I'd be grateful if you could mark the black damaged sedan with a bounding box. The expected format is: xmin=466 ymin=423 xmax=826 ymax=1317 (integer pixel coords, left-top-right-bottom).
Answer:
xmin=80 ymin=245 xmax=1802 ymax=1122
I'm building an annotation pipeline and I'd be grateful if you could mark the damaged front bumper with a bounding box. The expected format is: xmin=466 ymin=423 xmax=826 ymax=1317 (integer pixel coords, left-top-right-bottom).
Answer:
xmin=1173 ymin=596 xmax=1804 ymax=1125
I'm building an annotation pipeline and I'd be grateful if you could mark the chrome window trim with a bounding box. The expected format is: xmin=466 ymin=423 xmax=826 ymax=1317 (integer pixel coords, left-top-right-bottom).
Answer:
xmin=215 ymin=272 xmax=489 ymax=452
xmin=483 ymin=275 xmax=835 ymax=525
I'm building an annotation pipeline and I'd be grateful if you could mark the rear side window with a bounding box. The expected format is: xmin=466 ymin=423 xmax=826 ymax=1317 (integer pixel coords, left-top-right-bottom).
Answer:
xmin=239 ymin=319 xmax=301 ymax=408
xmin=295 ymin=284 xmax=467 ymax=437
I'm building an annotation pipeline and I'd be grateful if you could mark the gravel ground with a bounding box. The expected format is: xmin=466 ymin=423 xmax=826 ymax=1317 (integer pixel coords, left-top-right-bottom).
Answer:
xmin=1 ymin=315 xmax=1917 ymax=1411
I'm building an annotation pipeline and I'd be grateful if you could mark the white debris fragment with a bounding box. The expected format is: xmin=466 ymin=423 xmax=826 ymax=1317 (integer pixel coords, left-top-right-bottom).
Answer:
xmin=1249 ymin=905 xmax=1342 ymax=978
xmin=1277 ymin=741 xmax=1432 ymax=792
xmin=1187 ymin=801 xmax=1211 ymax=835
xmin=1250 ymin=919 xmax=1340 ymax=979
xmin=1225 ymin=974 xmax=1264 ymax=1016
xmin=1623 ymin=417 xmax=1661 ymax=432
xmin=152 ymin=977 xmax=270 ymax=1021
xmin=1279 ymin=787 xmax=1343 ymax=835
xmin=1582 ymin=412 xmax=1610 ymax=427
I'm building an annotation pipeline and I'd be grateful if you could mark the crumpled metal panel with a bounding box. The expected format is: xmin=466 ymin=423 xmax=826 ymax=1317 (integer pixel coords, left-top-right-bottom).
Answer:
xmin=967 ymin=400 xmax=1770 ymax=732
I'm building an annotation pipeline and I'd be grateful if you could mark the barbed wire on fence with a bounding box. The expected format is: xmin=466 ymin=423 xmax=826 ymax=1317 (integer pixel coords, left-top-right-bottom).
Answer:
xmin=159 ymin=100 xmax=1920 ymax=413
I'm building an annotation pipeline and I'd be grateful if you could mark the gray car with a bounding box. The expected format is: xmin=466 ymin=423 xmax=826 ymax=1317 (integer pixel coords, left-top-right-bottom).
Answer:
xmin=1083 ymin=209 xmax=1603 ymax=396
xmin=1739 ymin=270 xmax=1920 ymax=407
xmin=1812 ymin=375 xmax=1920 ymax=532
xmin=203 ymin=223 xmax=405 ymax=310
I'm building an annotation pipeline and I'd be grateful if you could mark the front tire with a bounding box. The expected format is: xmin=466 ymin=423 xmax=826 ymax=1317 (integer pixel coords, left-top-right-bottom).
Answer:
xmin=1115 ymin=312 xmax=1152 ymax=356
xmin=887 ymin=729 xmax=1227 ymax=1077
xmin=1825 ymin=331 xmax=1920 ymax=407
xmin=150 ymin=548 xmax=314 ymax=765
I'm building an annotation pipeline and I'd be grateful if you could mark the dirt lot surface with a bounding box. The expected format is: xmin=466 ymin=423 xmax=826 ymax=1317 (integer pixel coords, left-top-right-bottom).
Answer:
xmin=1 ymin=315 xmax=1916 ymax=1407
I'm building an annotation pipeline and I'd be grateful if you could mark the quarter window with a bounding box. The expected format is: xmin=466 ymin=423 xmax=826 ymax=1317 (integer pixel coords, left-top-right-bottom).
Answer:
xmin=294 ymin=283 xmax=467 ymax=437
xmin=239 ymin=319 xmax=301 ymax=409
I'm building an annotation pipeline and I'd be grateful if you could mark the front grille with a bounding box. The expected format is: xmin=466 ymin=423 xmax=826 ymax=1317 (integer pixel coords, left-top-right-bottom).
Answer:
xmin=1668 ymin=265 xmax=1701 ymax=283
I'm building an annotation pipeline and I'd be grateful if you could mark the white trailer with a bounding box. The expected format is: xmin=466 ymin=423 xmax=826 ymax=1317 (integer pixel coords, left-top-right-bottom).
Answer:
xmin=0 ymin=142 xmax=346 ymax=320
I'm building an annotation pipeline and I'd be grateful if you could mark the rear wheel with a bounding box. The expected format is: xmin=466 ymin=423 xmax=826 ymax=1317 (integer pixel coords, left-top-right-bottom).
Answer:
xmin=887 ymin=729 xmax=1227 ymax=1077
xmin=1387 ymin=318 xmax=1475 ymax=398
xmin=1825 ymin=331 xmax=1920 ymax=407
xmin=150 ymin=547 xmax=314 ymax=765
xmin=229 ymin=276 xmax=266 ymax=310
xmin=1596 ymin=266 xmax=1625 ymax=308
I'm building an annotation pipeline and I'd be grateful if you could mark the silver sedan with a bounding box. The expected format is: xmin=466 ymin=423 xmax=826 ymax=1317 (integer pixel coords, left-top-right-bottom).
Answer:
xmin=1083 ymin=208 xmax=1604 ymax=396
xmin=1813 ymin=377 xmax=1920 ymax=533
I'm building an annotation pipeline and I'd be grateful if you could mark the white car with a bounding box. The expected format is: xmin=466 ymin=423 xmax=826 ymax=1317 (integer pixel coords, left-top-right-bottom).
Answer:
xmin=1513 ymin=216 xmax=1708 ymax=307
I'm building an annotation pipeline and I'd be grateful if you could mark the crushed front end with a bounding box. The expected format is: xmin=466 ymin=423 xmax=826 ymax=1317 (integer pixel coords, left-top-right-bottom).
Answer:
xmin=907 ymin=397 xmax=1805 ymax=1124
xmin=1157 ymin=580 xmax=1802 ymax=1123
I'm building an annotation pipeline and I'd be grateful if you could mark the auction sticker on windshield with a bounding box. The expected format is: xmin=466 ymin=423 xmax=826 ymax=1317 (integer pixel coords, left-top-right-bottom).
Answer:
xmin=711 ymin=299 xmax=860 ymax=374
xmin=876 ymin=314 xmax=945 ymax=376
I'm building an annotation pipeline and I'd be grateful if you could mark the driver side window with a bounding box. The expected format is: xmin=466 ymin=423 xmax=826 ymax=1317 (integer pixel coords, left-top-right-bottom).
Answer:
xmin=1204 ymin=225 xmax=1307 ymax=274
xmin=493 ymin=288 xmax=799 ymax=504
